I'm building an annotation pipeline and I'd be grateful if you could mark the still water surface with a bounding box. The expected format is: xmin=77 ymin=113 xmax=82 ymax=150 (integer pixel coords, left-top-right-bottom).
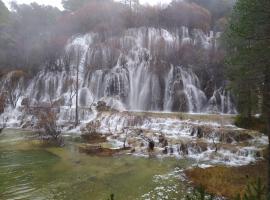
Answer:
xmin=0 ymin=129 xmax=193 ymax=200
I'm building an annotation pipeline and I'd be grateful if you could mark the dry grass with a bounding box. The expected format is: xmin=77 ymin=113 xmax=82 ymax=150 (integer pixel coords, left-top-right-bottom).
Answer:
xmin=126 ymin=111 xmax=236 ymax=125
xmin=185 ymin=160 xmax=267 ymax=199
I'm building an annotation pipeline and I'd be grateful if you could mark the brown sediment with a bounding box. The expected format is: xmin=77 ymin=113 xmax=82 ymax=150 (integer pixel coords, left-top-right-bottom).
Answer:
xmin=79 ymin=144 xmax=131 ymax=157
xmin=81 ymin=133 xmax=107 ymax=144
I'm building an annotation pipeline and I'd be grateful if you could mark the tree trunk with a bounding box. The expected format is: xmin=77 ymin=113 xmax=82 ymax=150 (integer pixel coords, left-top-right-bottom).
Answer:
xmin=247 ymin=87 xmax=252 ymax=120
xmin=263 ymin=68 xmax=270 ymax=198
xmin=75 ymin=52 xmax=80 ymax=127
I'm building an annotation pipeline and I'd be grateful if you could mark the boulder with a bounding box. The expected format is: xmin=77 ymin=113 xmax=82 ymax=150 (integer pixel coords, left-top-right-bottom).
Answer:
xmin=96 ymin=101 xmax=111 ymax=112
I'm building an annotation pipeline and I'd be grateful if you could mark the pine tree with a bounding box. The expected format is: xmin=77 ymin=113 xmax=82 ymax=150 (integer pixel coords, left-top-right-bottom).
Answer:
xmin=0 ymin=0 xmax=9 ymax=26
xmin=224 ymin=0 xmax=270 ymax=197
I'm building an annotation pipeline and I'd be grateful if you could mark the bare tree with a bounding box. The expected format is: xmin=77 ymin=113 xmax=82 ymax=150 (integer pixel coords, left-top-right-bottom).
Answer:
xmin=68 ymin=45 xmax=87 ymax=127
xmin=34 ymin=106 xmax=63 ymax=146
xmin=122 ymin=127 xmax=130 ymax=149
xmin=209 ymin=133 xmax=218 ymax=153
xmin=0 ymin=116 xmax=7 ymax=133
xmin=65 ymin=78 xmax=76 ymax=109
xmin=74 ymin=48 xmax=83 ymax=127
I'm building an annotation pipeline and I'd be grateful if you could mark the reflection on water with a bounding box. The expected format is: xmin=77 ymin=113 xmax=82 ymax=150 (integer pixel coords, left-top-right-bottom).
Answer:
xmin=0 ymin=129 xmax=192 ymax=200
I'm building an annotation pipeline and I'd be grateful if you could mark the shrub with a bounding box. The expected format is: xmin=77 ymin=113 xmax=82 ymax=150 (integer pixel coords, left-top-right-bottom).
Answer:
xmin=34 ymin=107 xmax=63 ymax=146
xmin=107 ymin=194 xmax=114 ymax=200
xmin=235 ymin=115 xmax=267 ymax=134
xmin=234 ymin=178 xmax=266 ymax=200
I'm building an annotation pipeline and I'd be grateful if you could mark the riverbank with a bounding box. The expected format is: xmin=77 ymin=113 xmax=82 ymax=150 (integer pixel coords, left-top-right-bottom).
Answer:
xmin=185 ymin=159 xmax=267 ymax=199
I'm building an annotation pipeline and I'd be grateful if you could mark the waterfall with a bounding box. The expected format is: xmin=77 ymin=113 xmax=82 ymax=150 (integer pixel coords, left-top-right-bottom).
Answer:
xmin=164 ymin=66 xmax=207 ymax=112
xmin=1 ymin=27 xmax=237 ymax=122
xmin=207 ymin=88 xmax=236 ymax=114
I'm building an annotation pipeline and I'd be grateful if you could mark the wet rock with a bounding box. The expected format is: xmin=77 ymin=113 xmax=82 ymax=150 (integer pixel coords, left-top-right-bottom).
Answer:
xmin=197 ymin=127 xmax=203 ymax=138
xmin=188 ymin=142 xmax=208 ymax=154
xmin=217 ymin=130 xmax=254 ymax=144
xmin=190 ymin=127 xmax=196 ymax=137
xmin=96 ymin=101 xmax=111 ymax=112
xmin=130 ymin=148 xmax=136 ymax=153
xmin=148 ymin=140 xmax=155 ymax=151
xmin=255 ymin=151 xmax=262 ymax=158
xmin=226 ymin=136 xmax=234 ymax=144
xmin=158 ymin=134 xmax=168 ymax=147
xmin=162 ymin=147 xmax=168 ymax=154
xmin=21 ymin=121 xmax=32 ymax=129
xmin=140 ymin=142 xmax=144 ymax=147
xmin=81 ymin=133 xmax=107 ymax=144
xmin=126 ymin=115 xmax=146 ymax=127
xmin=169 ymin=146 xmax=174 ymax=154
xmin=82 ymin=120 xmax=101 ymax=134
xmin=179 ymin=141 xmax=208 ymax=155
xmin=190 ymin=125 xmax=254 ymax=144
xmin=190 ymin=126 xmax=207 ymax=138
xmin=79 ymin=145 xmax=120 ymax=156
xmin=233 ymin=132 xmax=253 ymax=142
xmin=179 ymin=141 xmax=189 ymax=155
xmin=21 ymin=97 xmax=29 ymax=107
xmin=52 ymin=97 xmax=65 ymax=107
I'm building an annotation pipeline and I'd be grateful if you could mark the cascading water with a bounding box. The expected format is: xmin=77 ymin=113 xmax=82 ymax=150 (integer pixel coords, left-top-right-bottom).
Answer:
xmin=0 ymin=27 xmax=267 ymax=167
xmin=164 ymin=66 xmax=207 ymax=112
xmin=0 ymin=27 xmax=237 ymax=126
xmin=79 ymin=111 xmax=267 ymax=166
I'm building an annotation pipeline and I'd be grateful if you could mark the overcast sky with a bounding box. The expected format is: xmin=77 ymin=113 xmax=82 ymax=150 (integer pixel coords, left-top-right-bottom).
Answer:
xmin=3 ymin=0 xmax=172 ymax=10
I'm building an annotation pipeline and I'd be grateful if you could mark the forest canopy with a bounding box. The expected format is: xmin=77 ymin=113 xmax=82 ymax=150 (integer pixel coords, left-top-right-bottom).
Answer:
xmin=0 ymin=0 xmax=234 ymax=73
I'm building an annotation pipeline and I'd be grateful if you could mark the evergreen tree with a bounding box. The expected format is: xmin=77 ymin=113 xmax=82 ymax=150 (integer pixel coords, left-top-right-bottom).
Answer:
xmin=224 ymin=0 xmax=270 ymax=197
xmin=0 ymin=0 xmax=9 ymax=26
xmin=62 ymin=0 xmax=108 ymax=11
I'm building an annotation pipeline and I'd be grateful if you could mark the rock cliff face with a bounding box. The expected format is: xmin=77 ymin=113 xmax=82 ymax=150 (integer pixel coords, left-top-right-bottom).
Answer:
xmin=1 ymin=27 xmax=236 ymax=120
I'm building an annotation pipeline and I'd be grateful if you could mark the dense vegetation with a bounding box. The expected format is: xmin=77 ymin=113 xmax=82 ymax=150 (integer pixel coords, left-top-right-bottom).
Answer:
xmin=224 ymin=0 xmax=270 ymax=197
xmin=0 ymin=0 xmax=234 ymax=73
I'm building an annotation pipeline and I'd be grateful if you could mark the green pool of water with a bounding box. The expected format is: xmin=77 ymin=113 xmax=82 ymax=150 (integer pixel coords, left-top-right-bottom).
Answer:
xmin=0 ymin=129 xmax=192 ymax=200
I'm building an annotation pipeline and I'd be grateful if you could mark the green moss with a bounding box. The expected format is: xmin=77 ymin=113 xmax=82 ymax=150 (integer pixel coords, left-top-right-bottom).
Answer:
xmin=235 ymin=115 xmax=267 ymax=134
